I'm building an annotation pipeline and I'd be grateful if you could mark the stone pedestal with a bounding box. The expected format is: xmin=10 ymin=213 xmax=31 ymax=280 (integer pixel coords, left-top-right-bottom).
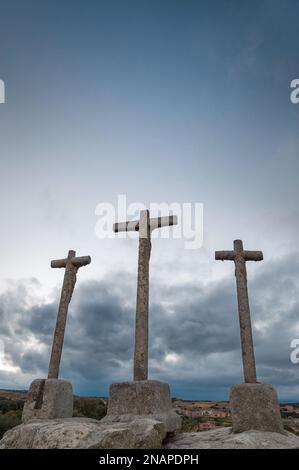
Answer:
xmin=230 ymin=383 xmax=284 ymax=434
xmin=102 ymin=380 xmax=181 ymax=433
xmin=22 ymin=379 xmax=73 ymax=423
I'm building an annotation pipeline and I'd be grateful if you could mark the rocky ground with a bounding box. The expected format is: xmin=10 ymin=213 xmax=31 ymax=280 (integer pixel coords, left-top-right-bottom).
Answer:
xmin=164 ymin=427 xmax=299 ymax=449
xmin=1 ymin=418 xmax=299 ymax=449
xmin=0 ymin=417 xmax=167 ymax=449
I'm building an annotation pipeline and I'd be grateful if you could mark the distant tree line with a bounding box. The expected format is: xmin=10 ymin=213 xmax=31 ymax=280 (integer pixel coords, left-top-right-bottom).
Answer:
xmin=0 ymin=396 xmax=108 ymax=439
xmin=73 ymin=397 xmax=107 ymax=421
xmin=0 ymin=397 xmax=25 ymax=438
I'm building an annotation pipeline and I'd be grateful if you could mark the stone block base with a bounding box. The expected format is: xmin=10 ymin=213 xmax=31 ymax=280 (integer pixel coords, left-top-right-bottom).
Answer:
xmin=22 ymin=379 xmax=73 ymax=423
xmin=102 ymin=380 xmax=181 ymax=433
xmin=230 ymin=383 xmax=284 ymax=434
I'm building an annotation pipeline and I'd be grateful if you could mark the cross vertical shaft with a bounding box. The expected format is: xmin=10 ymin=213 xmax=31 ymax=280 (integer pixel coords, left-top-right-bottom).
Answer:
xmin=215 ymin=239 xmax=263 ymax=384
xmin=134 ymin=210 xmax=151 ymax=381
xmin=48 ymin=250 xmax=91 ymax=379
xmin=233 ymin=240 xmax=257 ymax=383
xmin=48 ymin=250 xmax=77 ymax=379
xmin=113 ymin=210 xmax=177 ymax=381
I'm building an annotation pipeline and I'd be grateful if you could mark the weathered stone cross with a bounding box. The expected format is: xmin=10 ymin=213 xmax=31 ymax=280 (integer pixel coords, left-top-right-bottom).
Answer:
xmin=215 ymin=240 xmax=263 ymax=384
xmin=48 ymin=250 xmax=91 ymax=379
xmin=113 ymin=210 xmax=177 ymax=381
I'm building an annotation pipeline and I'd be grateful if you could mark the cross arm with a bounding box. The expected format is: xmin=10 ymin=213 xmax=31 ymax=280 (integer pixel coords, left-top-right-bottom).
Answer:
xmin=113 ymin=215 xmax=178 ymax=233
xmin=150 ymin=215 xmax=177 ymax=230
xmin=113 ymin=220 xmax=139 ymax=233
xmin=244 ymin=251 xmax=263 ymax=261
xmin=71 ymin=255 xmax=91 ymax=267
xmin=51 ymin=255 xmax=91 ymax=268
xmin=215 ymin=251 xmax=235 ymax=261
xmin=215 ymin=250 xmax=263 ymax=262
xmin=51 ymin=259 xmax=68 ymax=268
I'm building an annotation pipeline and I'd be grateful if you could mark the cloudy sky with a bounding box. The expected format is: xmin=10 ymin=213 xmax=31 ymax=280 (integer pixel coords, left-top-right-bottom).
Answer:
xmin=0 ymin=0 xmax=299 ymax=401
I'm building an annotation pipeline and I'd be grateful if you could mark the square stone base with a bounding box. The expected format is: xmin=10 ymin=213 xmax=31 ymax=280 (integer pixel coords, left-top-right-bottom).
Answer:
xmin=102 ymin=380 xmax=181 ymax=433
xmin=22 ymin=379 xmax=73 ymax=423
xmin=230 ymin=383 xmax=284 ymax=434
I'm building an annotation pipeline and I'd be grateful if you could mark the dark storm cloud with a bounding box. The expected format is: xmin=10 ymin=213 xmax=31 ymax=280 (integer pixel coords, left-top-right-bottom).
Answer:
xmin=150 ymin=281 xmax=240 ymax=357
xmin=0 ymin=254 xmax=299 ymax=400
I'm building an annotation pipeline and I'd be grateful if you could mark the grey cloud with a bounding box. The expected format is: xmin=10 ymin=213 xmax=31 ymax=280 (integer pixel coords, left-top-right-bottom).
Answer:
xmin=0 ymin=254 xmax=299 ymax=400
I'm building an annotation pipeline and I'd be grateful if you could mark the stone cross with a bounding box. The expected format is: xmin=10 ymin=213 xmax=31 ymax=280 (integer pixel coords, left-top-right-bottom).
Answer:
xmin=113 ymin=210 xmax=177 ymax=381
xmin=48 ymin=250 xmax=91 ymax=379
xmin=215 ymin=240 xmax=263 ymax=384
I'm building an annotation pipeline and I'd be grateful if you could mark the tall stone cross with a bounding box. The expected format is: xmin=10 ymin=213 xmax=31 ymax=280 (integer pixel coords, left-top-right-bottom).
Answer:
xmin=48 ymin=250 xmax=91 ymax=379
xmin=215 ymin=240 xmax=263 ymax=384
xmin=113 ymin=210 xmax=177 ymax=381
